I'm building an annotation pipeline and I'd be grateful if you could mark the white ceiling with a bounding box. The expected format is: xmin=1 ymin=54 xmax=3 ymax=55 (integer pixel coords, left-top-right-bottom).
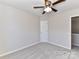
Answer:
xmin=0 ymin=0 xmax=79 ymax=16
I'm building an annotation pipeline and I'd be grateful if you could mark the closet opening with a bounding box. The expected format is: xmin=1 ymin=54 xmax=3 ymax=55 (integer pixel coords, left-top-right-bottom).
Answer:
xmin=71 ymin=16 xmax=79 ymax=49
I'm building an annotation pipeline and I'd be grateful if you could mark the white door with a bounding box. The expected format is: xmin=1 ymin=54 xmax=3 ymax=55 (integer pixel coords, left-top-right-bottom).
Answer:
xmin=40 ymin=20 xmax=48 ymax=42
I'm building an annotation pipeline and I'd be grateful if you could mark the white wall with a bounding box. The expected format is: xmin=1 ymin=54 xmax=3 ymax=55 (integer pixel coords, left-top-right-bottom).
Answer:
xmin=49 ymin=8 xmax=79 ymax=49
xmin=0 ymin=4 xmax=40 ymax=55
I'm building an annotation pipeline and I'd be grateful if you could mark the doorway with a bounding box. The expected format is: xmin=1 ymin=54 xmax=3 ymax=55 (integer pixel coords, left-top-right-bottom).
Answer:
xmin=40 ymin=20 xmax=48 ymax=42
xmin=71 ymin=16 xmax=79 ymax=48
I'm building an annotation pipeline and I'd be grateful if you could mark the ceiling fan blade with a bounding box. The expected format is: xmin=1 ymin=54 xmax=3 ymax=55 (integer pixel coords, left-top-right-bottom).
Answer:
xmin=53 ymin=0 xmax=65 ymax=5
xmin=51 ymin=7 xmax=58 ymax=12
xmin=42 ymin=11 xmax=45 ymax=14
xmin=33 ymin=6 xmax=44 ymax=8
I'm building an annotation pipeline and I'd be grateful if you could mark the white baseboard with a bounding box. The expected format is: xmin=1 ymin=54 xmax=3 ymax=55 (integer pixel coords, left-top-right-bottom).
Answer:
xmin=0 ymin=42 xmax=40 ymax=57
xmin=48 ymin=42 xmax=71 ymax=50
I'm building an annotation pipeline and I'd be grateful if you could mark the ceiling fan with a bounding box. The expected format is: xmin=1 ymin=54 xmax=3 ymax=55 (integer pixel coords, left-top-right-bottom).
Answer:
xmin=33 ymin=0 xmax=66 ymax=14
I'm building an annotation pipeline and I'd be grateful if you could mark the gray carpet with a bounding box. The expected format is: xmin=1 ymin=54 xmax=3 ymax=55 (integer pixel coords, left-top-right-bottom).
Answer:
xmin=0 ymin=43 xmax=79 ymax=59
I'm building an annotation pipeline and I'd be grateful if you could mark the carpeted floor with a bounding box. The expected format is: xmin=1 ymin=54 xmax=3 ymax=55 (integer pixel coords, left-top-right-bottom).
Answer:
xmin=0 ymin=43 xmax=79 ymax=59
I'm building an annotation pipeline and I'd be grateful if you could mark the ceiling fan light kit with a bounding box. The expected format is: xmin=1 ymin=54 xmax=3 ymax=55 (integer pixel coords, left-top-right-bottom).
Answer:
xmin=33 ymin=0 xmax=66 ymax=14
xmin=44 ymin=7 xmax=52 ymax=12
